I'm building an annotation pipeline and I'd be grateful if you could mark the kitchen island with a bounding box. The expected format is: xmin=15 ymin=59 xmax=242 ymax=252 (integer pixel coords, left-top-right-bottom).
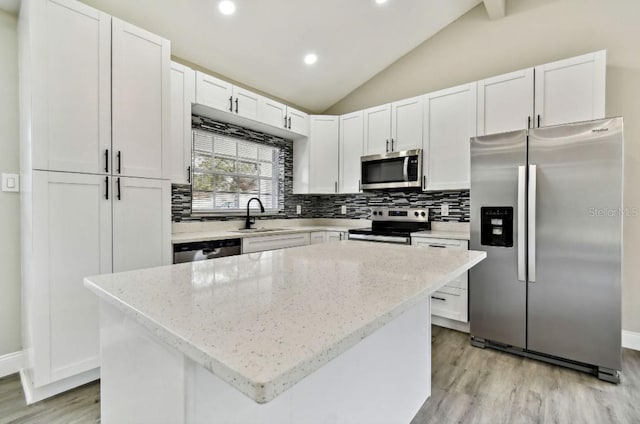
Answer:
xmin=84 ymin=240 xmax=485 ymax=424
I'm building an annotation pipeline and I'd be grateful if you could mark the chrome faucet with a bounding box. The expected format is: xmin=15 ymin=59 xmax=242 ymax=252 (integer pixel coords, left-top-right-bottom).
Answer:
xmin=245 ymin=197 xmax=265 ymax=229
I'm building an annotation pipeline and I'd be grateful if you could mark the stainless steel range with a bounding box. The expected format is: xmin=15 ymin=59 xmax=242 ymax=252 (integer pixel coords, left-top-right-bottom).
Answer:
xmin=348 ymin=208 xmax=430 ymax=245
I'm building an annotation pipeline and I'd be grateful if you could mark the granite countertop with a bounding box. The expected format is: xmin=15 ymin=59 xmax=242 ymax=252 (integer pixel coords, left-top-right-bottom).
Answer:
xmin=84 ymin=241 xmax=485 ymax=404
xmin=171 ymin=225 xmax=359 ymax=244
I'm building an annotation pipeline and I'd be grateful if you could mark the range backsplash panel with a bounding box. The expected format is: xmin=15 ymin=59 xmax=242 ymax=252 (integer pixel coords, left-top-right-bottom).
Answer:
xmin=173 ymin=117 xmax=469 ymax=223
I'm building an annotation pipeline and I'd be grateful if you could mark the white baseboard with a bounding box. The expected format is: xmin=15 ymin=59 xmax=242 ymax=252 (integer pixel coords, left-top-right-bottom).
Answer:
xmin=20 ymin=367 xmax=100 ymax=404
xmin=622 ymin=330 xmax=640 ymax=351
xmin=432 ymin=315 xmax=470 ymax=333
xmin=0 ymin=351 xmax=23 ymax=378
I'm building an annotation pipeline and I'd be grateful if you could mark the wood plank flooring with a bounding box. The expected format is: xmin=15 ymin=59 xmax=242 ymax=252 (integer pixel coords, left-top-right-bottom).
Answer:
xmin=1 ymin=326 xmax=638 ymax=423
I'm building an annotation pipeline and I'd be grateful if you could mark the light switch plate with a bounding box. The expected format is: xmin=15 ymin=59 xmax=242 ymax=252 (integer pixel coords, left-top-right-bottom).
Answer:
xmin=296 ymin=205 xmax=301 ymax=215
xmin=441 ymin=203 xmax=449 ymax=216
xmin=341 ymin=205 xmax=347 ymax=214
xmin=2 ymin=173 xmax=19 ymax=192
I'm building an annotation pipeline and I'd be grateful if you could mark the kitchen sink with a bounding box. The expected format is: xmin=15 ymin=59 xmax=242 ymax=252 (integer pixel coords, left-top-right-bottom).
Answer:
xmin=231 ymin=228 xmax=289 ymax=233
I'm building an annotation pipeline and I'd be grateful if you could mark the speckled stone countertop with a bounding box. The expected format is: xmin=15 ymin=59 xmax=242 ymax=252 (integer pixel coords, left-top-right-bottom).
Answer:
xmin=84 ymin=241 xmax=485 ymax=404
xmin=171 ymin=225 xmax=360 ymax=244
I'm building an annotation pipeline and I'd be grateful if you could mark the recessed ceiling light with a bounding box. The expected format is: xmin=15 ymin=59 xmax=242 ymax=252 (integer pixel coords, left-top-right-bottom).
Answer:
xmin=375 ymin=0 xmax=388 ymax=4
xmin=218 ymin=1 xmax=236 ymax=15
xmin=304 ymin=53 xmax=318 ymax=66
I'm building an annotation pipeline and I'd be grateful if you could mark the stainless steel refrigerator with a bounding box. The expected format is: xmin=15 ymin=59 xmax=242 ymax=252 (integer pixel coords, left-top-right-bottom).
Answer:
xmin=469 ymin=117 xmax=623 ymax=382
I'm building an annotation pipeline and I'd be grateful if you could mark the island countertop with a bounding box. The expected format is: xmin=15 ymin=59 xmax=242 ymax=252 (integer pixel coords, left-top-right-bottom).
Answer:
xmin=84 ymin=241 xmax=485 ymax=404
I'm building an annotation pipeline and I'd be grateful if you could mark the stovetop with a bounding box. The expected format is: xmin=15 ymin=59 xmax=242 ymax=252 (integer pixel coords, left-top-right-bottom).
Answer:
xmin=348 ymin=208 xmax=431 ymax=237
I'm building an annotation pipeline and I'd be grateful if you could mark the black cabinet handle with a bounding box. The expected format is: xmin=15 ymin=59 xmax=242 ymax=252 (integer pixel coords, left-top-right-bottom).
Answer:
xmin=117 ymin=151 xmax=121 ymax=174
xmin=335 ymin=181 xmax=338 ymax=193
xmin=386 ymin=140 xmax=389 ymax=152
xmin=431 ymin=296 xmax=446 ymax=302
xmin=288 ymin=117 xmax=292 ymax=129
xmin=423 ymin=176 xmax=426 ymax=190
xmin=358 ymin=179 xmax=361 ymax=191
xmin=105 ymin=177 xmax=109 ymax=200
xmin=429 ymin=244 xmax=446 ymax=248
xmin=117 ymin=177 xmax=121 ymax=200
xmin=229 ymin=96 xmax=233 ymax=112
xmin=391 ymin=138 xmax=395 ymax=151
xmin=235 ymin=98 xmax=239 ymax=113
xmin=104 ymin=149 xmax=109 ymax=173
xmin=187 ymin=166 xmax=191 ymax=184
xmin=284 ymin=115 xmax=288 ymax=128
xmin=537 ymin=114 xmax=541 ymax=128
xmin=527 ymin=116 xmax=531 ymax=129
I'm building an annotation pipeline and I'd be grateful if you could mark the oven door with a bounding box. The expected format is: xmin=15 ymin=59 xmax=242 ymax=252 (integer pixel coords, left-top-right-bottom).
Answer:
xmin=361 ymin=149 xmax=422 ymax=190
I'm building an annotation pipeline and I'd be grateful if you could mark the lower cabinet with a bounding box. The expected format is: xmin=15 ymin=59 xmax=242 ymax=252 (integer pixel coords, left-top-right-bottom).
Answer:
xmin=310 ymin=232 xmax=326 ymax=244
xmin=242 ymin=233 xmax=310 ymax=254
xmin=326 ymin=231 xmax=347 ymax=242
xmin=23 ymin=171 xmax=170 ymax=394
xmin=411 ymin=237 xmax=469 ymax=322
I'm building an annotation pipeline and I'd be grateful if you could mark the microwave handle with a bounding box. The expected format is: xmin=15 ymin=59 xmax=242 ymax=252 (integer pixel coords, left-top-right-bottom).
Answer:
xmin=403 ymin=157 xmax=409 ymax=182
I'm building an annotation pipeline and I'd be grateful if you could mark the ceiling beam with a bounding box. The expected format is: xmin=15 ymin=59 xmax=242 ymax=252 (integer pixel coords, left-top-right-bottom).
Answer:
xmin=483 ymin=0 xmax=506 ymax=20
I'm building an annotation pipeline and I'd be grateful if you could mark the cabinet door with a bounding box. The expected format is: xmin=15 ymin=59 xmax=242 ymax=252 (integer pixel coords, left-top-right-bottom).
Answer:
xmin=242 ymin=233 xmax=310 ymax=254
xmin=112 ymin=18 xmax=170 ymax=179
xmin=423 ymin=83 xmax=477 ymax=191
xmin=309 ymin=115 xmax=340 ymax=194
xmin=32 ymin=171 xmax=112 ymax=385
xmin=310 ymin=232 xmax=327 ymax=244
xmin=113 ymin=177 xmax=171 ymax=273
xmin=477 ymin=68 xmax=534 ymax=136
xmin=363 ymin=104 xmax=392 ymax=155
xmin=30 ymin=0 xmax=111 ymax=174
xmin=261 ymin=98 xmax=288 ymax=129
xmin=534 ymin=50 xmax=606 ymax=127
xmin=326 ymin=232 xmax=345 ymax=242
xmin=391 ymin=96 xmax=423 ymax=152
xmin=168 ymin=62 xmax=195 ymax=184
xmin=233 ymin=87 xmax=261 ymax=121
xmin=195 ymin=71 xmax=233 ymax=112
xmin=339 ymin=111 xmax=364 ymax=193
xmin=287 ymin=106 xmax=310 ymax=136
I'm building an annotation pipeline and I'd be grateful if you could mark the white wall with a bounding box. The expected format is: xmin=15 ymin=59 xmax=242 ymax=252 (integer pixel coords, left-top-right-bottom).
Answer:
xmin=0 ymin=9 xmax=22 ymax=356
xmin=325 ymin=0 xmax=640 ymax=334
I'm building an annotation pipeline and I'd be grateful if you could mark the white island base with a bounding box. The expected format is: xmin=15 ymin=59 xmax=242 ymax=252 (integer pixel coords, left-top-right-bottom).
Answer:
xmin=100 ymin=299 xmax=431 ymax=424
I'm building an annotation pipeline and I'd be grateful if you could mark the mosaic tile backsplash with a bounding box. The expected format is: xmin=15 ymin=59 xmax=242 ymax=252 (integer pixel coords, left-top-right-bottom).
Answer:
xmin=173 ymin=117 xmax=470 ymax=223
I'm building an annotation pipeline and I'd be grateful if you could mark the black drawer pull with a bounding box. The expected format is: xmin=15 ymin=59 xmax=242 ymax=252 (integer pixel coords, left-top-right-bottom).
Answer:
xmin=431 ymin=296 xmax=447 ymax=302
xmin=429 ymin=244 xmax=446 ymax=248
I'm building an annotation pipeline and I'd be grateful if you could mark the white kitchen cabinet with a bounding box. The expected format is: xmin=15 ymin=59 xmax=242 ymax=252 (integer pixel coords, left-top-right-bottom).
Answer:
xmin=286 ymin=106 xmax=310 ymax=136
xmin=112 ymin=18 xmax=170 ymax=179
xmin=363 ymin=104 xmax=392 ymax=155
xmin=423 ymin=83 xmax=477 ymax=191
xmin=195 ymin=71 xmax=234 ymax=113
xmin=29 ymin=171 xmax=112 ymax=387
xmin=168 ymin=62 xmax=195 ymax=184
xmin=412 ymin=237 xmax=469 ymax=322
xmin=260 ymin=97 xmax=288 ymax=130
xmin=534 ymin=50 xmax=606 ymax=128
xmin=309 ymin=115 xmax=340 ymax=193
xmin=326 ymin=231 xmax=347 ymax=242
xmin=477 ymin=68 xmax=535 ymax=136
xmin=112 ymin=177 xmax=171 ymax=272
xmin=233 ymin=86 xmax=261 ymax=121
xmin=23 ymin=0 xmax=111 ymax=175
xmin=339 ymin=111 xmax=364 ymax=194
xmin=242 ymin=233 xmax=310 ymax=254
xmin=310 ymin=232 xmax=327 ymax=244
xmin=391 ymin=96 xmax=424 ymax=152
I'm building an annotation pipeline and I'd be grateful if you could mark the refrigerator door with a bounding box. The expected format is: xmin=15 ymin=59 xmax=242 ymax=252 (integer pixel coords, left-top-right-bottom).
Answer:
xmin=470 ymin=130 xmax=527 ymax=348
xmin=527 ymin=117 xmax=622 ymax=370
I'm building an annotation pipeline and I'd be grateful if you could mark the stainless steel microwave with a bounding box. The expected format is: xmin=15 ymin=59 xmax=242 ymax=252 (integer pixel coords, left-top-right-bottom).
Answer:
xmin=361 ymin=149 xmax=422 ymax=190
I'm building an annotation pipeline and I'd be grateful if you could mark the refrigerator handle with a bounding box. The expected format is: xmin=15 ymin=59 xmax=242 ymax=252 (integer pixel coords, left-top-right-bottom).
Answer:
xmin=528 ymin=164 xmax=537 ymax=282
xmin=518 ymin=166 xmax=526 ymax=282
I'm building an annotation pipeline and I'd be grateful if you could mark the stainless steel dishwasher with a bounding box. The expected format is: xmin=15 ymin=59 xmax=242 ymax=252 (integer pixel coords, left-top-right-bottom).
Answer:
xmin=173 ymin=239 xmax=242 ymax=264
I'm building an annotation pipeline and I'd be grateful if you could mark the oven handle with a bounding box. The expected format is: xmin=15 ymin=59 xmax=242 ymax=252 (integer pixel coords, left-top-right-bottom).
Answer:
xmin=348 ymin=233 xmax=411 ymax=245
xmin=403 ymin=157 xmax=409 ymax=182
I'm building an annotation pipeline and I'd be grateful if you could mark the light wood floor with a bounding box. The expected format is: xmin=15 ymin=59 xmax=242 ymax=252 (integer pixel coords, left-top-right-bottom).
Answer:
xmin=1 ymin=326 xmax=639 ymax=424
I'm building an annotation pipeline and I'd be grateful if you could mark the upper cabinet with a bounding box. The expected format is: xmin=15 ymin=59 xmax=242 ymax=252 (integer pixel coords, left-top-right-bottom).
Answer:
xmin=477 ymin=68 xmax=534 ymax=136
xmin=339 ymin=111 xmax=364 ymax=194
xmin=194 ymin=71 xmax=309 ymax=139
xmin=168 ymin=62 xmax=195 ymax=184
xmin=477 ymin=51 xmax=606 ymax=135
xmin=364 ymin=97 xmax=423 ymax=155
xmin=25 ymin=0 xmax=112 ymax=175
xmin=534 ymin=50 xmax=606 ymax=128
xmin=423 ymin=83 xmax=477 ymax=191
xmin=111 ymin=18 xmax=170 ymax=179
xmin=294 ymin=116 xmax=339 ymax=194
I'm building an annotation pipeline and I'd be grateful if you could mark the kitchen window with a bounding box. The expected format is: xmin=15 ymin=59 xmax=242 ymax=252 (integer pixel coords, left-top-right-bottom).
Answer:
xmin=191 ymin=129 xmax=280 ymax=213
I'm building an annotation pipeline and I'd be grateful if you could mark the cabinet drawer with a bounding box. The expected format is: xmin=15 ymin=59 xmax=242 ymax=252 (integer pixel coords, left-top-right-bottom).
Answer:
xmin=412 ymin=237 xmax=468 ymax=249
xmin=431 ymin=288 xmax=468 ymax=323
xmin=242 ymin=233 xmax=310 ymax=254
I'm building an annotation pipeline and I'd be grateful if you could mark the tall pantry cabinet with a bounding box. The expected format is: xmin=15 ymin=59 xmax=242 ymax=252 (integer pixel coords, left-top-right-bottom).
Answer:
xmin=19 ymin=0 xmax=171 ymax=403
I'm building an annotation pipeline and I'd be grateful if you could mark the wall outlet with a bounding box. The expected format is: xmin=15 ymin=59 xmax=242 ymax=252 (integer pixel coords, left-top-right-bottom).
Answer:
xmin=296 ymin=205 xmax=301 ymax=215
xmin=341 ymin=205 xmax=347 ymax=215
xmin=2 ymin=173 xmax=20 ymax=192
xmin=441 ymin=203 xmax=449 ymax=216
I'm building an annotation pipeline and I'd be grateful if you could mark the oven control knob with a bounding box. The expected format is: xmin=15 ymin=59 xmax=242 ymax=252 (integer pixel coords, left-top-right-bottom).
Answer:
xmin=414 ymin=211 xmax=419 ymax=217
xmin=373 ymin=211 xmax=378 ymax=216
xmin=421 ymin=212 xmax=426 ymax=217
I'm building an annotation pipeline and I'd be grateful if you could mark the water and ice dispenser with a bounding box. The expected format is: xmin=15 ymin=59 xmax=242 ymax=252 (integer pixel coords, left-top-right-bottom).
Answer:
xmin=480 ymin=207 xmax=513 ymax=247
